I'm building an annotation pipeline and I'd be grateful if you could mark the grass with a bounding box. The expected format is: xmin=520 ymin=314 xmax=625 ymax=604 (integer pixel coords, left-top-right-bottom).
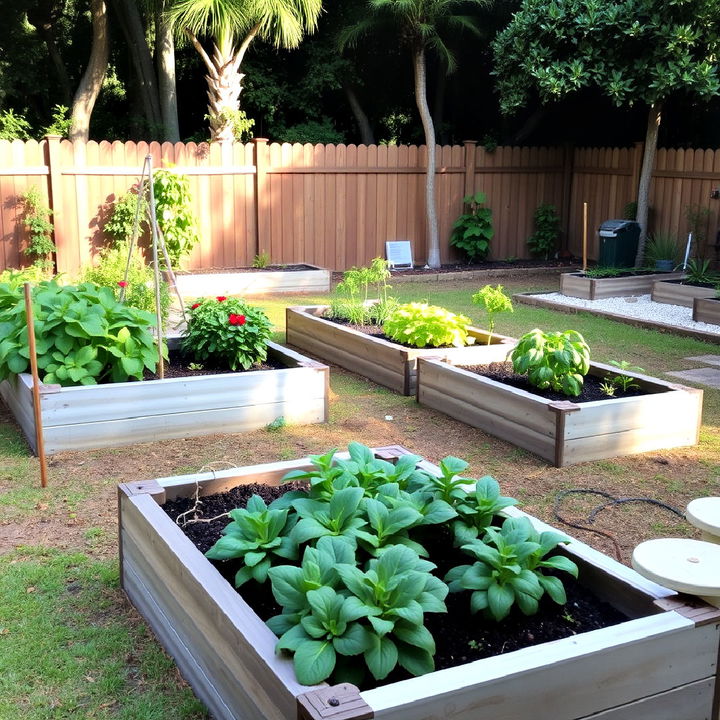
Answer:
xmin=0 ymin=271 xmax=718 ymax=717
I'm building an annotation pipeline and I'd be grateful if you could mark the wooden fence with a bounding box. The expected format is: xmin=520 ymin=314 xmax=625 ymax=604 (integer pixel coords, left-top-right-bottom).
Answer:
xmin=1 ymin=136 xmax=719 ymax=275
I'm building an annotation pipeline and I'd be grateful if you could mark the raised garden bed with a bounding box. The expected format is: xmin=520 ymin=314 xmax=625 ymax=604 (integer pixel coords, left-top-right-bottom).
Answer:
xmin=693 ymin=297 xmax=720 ymax=325
xmin=416 ymin=359 xmax=703 ymax=466
xmin=0 ymin=341 xmax=328 ymax=455
xmin=651 ymin=279 xmax=717 ymax=308
xmin=173 ymin=264 xmax=331 ymax=298
xmin=560 ymin=271 xmax=685 ymax=300
xmin=118 ymin=446 xmax=720 ymax=720
xmin=285 ymin=305 xmax=515 ymax=395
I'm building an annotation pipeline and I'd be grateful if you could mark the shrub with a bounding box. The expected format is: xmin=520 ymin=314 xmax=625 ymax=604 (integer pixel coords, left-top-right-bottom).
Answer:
xmin=104 ymin=186 xmax=149 ymax=245
xmin=0 ymin=280 xmax=161 ymax=386
xmin=329 ymin=258 xmax=396 ymax=326
xmin=510 ymin=328 xmax=590 ymax=397
xmin=527 ymin=203 xmax=560 ymax=260
xmin=471 ymin=284 xmax=513 ymax=344
xmin=643 ymin=232 xmax=680 ymax=266
xmin=383 ymin=303 xmax=474 ymax=348
xmin=18 ymin=186 xmax=56 ymax=274
xmin=181 ymin=296 xmax=273 ymax=370
xmin=450 ymin=191 xmax=493 ymax=262
xmin=684 ymin=258 xmax=720 ymax=285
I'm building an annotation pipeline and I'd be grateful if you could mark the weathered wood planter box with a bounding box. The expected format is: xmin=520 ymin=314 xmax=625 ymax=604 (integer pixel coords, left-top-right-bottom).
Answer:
xmin=118 ymin=447 xmax=720 ymax=720
xmin=0 ymin=342 xmax=328 ymax=455
xmin=417 ymin=359 xmax=703 ymax=466
xmin=286 ymin=305 xmax=515 ymax=395
xmin=651 ymin=279 xmax=717 ymax=308
xmin=693 ymin=297 xmax=720 ymax=325
xmin=560 ymin=271 xmax=685 ymax=300
xmin=173 ymin=264 xmax=330 ymax=298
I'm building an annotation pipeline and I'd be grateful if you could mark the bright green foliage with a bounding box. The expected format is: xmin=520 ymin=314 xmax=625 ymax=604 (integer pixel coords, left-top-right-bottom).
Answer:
xmin=205 ymin=495 xmax=299 ymax=587
xmin=446 ymin=516 xmax=578 ymax=621
xmin=383 ymin=302 xmax=474 ymax=348
xmin=511 ymin=328 xmax=591 ymax=397
xmin=471 ymin=284 xmax=513 ymax=344
xmin=685 ymin=258 xmax=720 ymax=285
xmin=42 ymin=104 xmax=71 ymax=137
xmin=453 ymin=476 xmax=520 ymax=546
xmin=450 ymin=192 xmax=494 ymax=262
xmin=0 ymin=280 xmax=161 ymax=386
xmin=252 ymin=252 xmax=271 ymax=268
xmin=291 ymin=487 xmax=370 ymax=547
xmin=493 ymin=0 xmax=720 ymax=114
xmin=527 ymin=204 xmax=560 ymax=260
xmin=0 ymin=109 xmax=31 ymax=140
xmin=18 ymin=186 xmax=56 ymax=273
xmin=607 ymin=359 xmax=644 ymax=392
xmin=0 ymin=266 xmax=47 ymax=288
xmin=644 ymin=232 xmax=680 ymax=266
xmin=181 ymin=297 xmax=273 ymax=370
xmin=330 ymin=257 xmax=396 ymax=326
xmin=81 ymin=242 xmax=170 ymax=322
xmin=583 ymin=266 xmax=625 ymax=279
xmin=414 ymin=455 xmax=472 ymax=506
xmin=152 ymin=170 xmax=200 ymax=268
xmin=104 ymin=187 xmax=149 ymax=245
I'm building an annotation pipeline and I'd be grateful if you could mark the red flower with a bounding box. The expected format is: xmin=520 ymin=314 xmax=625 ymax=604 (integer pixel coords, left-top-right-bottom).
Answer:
xmin=228 ymin=314 xmax=246 ymax=326
xmin=216 ymin=296 xmax=227 ymax=302
xmin=117 ymin=280 xmax=128 ymax=288
xmin=191 ymin=302 xmax=200 ymax=310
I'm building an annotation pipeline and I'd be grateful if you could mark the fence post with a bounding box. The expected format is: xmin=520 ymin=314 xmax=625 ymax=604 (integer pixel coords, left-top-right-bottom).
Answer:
xmin=560 ymin=143 xmax=574 ymax=251
xmin=463 ymin=140 xmax=477 ymax=199
xmin=253 ymin=138 xmax=270 ymax=259
xmin=45 ymin=134 xmax=65 ymax=274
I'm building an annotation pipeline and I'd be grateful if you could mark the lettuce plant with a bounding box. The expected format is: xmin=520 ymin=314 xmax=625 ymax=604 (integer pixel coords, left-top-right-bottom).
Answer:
xmin=453 ymin=476 xmax=520 ymax=546
xmin=383 ymin=302 xmax=474 ymax=348
xmin=510 ymin=328 xmax=590 ymax=397
xmin=291 ymin=487 xmax=370 ymax=547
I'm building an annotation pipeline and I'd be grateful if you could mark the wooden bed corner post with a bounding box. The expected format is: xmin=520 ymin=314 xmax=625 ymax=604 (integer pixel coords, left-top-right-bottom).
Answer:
xmin=547 ymin=400 xmax=582 ymax=468
xmin=296 ymin=684 xmax=373 ymax=720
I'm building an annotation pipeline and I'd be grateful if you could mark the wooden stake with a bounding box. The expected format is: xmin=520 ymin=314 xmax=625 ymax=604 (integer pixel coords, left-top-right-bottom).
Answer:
xmin=582 ymin=202 xmax=588 ymax=272
xmin=23 ymin=283 xmax=48 ymax=488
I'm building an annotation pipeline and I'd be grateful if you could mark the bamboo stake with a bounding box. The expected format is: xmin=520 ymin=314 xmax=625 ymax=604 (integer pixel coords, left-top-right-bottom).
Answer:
xmin=23 ymin=283 xmax=48 ymax=488
xmin=145 ymin=154 xmax=165 ymax=379
xmin=582 ymin=202 xmax=588 ymax=272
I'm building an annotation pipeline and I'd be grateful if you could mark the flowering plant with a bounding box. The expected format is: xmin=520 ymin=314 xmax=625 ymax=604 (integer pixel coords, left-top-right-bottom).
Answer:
xmin=181 ymin=296 xmax=273 ymax=370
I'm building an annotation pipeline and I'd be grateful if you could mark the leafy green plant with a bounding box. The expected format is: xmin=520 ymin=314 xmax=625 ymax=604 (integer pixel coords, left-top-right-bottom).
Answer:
xmin=104 ymin=186 xmax=149 ymax=245
xmin=181 ymin=296 xmax=273 ymax=371
xmin=599 ymin=381 xmax=616 ymax=397
xmin=684 ymin=258 xmax=720 ymax=286
xmin=644 ymin=232 xmax=680 ymax=267
xmin=607 ymin=359 xmax=644 ymax=392
xmin=18 ymin=186 xmax=56 ymax=273
xmin=450 ymin=191 xmax=493 ymax=262
xmin=329 ymin=258 xmax=395 ymax=326
xmin=453 ymin=476 xmax=519 ymax=546
xmin=446 ymin=516 xmax=578 ymax=621
xmin=0 ymin=109 xmax=31 ymax=140
xmin=0 ymin=265 xmax=47 ymax=288
xmin=414 ymin=455 xmax=472 ymax=506
xmin=510 ymin=328 xmax=591 ymax=397
xmin=42 ymin=104 xmax=71 ymax=137
xmin=383 ymin=302 xmax=474 ymax=348
xmin=205 ymin=495 xmax=298 ymax=586
xmin=205 ymin=108 xmax=254 ymax=141
xmin=0 ymin=280 xmax=161 ymax=386
xmin=685 ymin=203 xmax=710 ymax=251
xmin=471 ymin=284 xmax=513 ymax=344
xmin=583 ymin=266 xmax=624 ymax=279
xmin=527 ymin=204 xmax=560 ymax=260
xmin=152 ymin=169 xmax=200 ymax=268
xmin=252 ymin=252 xmax=271 ymax=269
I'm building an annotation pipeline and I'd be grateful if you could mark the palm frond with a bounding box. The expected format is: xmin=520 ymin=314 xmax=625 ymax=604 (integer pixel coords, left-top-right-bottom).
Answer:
xmin=167 ymin=0 xmax=251 ymax=39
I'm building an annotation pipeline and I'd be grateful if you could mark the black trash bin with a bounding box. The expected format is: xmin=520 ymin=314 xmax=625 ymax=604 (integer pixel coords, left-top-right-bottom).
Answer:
xmin=597 ymin=220 xmax=640 ymax=268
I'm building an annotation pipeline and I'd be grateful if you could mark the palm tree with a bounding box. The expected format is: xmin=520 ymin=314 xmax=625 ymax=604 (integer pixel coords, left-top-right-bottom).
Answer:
xmin=340 ymin=0 xmax=486 ymax=268
xmin=168 ymin=0 xmax=322 ymax=141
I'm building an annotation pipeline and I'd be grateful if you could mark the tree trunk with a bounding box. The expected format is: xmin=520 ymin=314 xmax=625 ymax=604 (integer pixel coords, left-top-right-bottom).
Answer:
xmin=414 ymin=48 xmax=440 ymax=269
xmin=343 ymin=83 xmax=375 ymax=144
xmin=156 ymin=3 xmax=180 ymax=142
xmin=113 ymin=0 xmax=162 ymax=132
xmin=432 ymin=69 xmax=446 ymax=144
xmin=69 ymin=0 xmax=109 ymax=142
xmin=633 ymin=101 xmax=662 ymax=266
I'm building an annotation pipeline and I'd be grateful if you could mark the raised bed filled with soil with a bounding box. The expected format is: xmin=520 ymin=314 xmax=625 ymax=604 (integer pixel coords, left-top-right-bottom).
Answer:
xmin=560 ymin=271 xmax=685 ymax=300
xmin=285 ymin=304 xmax=515 ymax=395
xmin=416 ymin=359 xmax=703 ymax=466
xmin=693 ymin=297 xmax=720 ymax=324
xmin=173 ymin=264 xmax=331 ymax=298
xmin=118 ymin=446 xmax=720 ymax=720
xmin=651 ymin=279 xmax=717 ymax=308
xmin=0 ymin=341 xmax=328 ymax=455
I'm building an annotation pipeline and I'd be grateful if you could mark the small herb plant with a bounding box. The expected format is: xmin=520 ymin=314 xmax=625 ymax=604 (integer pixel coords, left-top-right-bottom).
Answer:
xmin=471 ymin=284 xmax=513 ymax=344
xmin=181 ymin=296 xmax=273 ymax=371
xmin=527 ymin=203 xmax=559 ymax=260
xmin=0 ymin=279 xmax=162 ymax=385
xmin=644 ymin=232 xmax=680 ymax=268
xmin=252 ymin=252 xmax=271 ymax=269
xmin=383 ymin=303 xmax=474 ymax=348
xmin=329 ymin=257 xmax=395 ymax=326
xmin=684 ymin=258 xmax=720 ymax=286
xmin=607 ymin=360 xmax=644 ymax=392
xmin=18 ymin=186 xmax=56 ymax=273
xmin=203 ymin=443 xmax=579 ymax=686
xmin=583 ymin=266 xmax=624 ymax=279
xmin=510 ymin=328 xmax=591 ymax=397
xmin=450 ymin=191 xmax=494 ymax=262
xmin=599 ymin=381 xmax=616 ymax=397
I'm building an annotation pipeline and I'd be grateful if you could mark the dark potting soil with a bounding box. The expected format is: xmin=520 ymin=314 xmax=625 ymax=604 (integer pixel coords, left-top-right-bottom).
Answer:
xmin=144 ymin=348 xmax=285 ymax=380
xmin=660 ymin=278 xmax=717 ymax=289
xmin=163 ymin=483 xmax=629 ymax=689
xmin=575 ymin=269 xmax=673 ymax=279
xmin=176 ymin=264 xmax=317 ymax=275
xmin=461 ymin=361 xmax=656 ymax=403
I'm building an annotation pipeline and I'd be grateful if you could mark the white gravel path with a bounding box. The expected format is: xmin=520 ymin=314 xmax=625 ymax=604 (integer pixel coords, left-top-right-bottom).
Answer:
xmin=530 ymin=292 xmax=720 ymax=337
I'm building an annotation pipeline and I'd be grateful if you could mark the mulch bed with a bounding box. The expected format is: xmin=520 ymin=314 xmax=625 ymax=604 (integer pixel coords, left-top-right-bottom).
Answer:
xmin=460 ymin=361 xmax=655 ymax=403
xmin=175 ymin=264 xmax=316 ymax=275
xmin=144 ymin=348 xmax=284 ymax=380
xmin=164 ymin=482 xmax=628 ymax=690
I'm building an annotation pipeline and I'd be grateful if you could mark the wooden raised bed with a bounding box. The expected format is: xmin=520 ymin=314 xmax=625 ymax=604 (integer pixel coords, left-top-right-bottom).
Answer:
xmin=560 ymin=271 xmax=685 ymax=300
xmin=651 ymin=279 xmax=717 ymax=308
xmin=693 ymin=297 xmax=720 ymax=325
xmin=0 ymin=342 xmax=328 ymax=455
xmin=285 ymin=305 xmax=515 ymax=395
xmin=118 ymin=446 xmax=720 ymax=720
xmin=173 ymin=264 xmax=331 ymax=298
xmin=416 ymin=359 xmax=703 ymax=467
